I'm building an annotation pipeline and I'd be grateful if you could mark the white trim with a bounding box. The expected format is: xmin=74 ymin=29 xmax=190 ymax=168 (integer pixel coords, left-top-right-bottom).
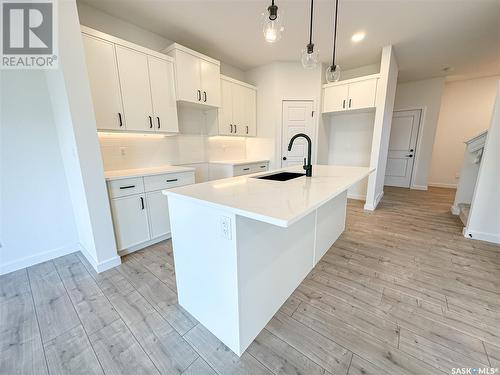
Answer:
xmin=322 ymin=73 xmax=380 ymax=89
xmin=428 ymin=182 xmax=457 ymax=189
xmin=410 ymin=184 xmax=428 ymax=191
xmin=95 ymin=256 xmax=122 ymax=273
xmin=0 ymin=243 xmax=80 ymax=275
xmin=364 ymin=191 xmax=384 ymax=211
xmin=163 ymin=43 xmax=220 ymax=66
xmin=221 ymin=75 xmax=257 ymax=90
xmin=463 ymin=229 xmax=500 ymax=244
xmin=80 ymin=26 xmax=173 ymax=62
xmin=451 ymin=205 xmax=460 ymax=215
xmin=118 ymin=234 xmax=170 ymax=257
xmin=347 ymin=193 xmax=366 ymax=201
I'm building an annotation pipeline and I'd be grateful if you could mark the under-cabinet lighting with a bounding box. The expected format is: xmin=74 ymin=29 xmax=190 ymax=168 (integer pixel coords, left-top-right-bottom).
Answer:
xmin=208 ymin=136 xmax=247 ymax=141
xmin=351 ymin=32 xmax=366 ymax=43
xmin=97 ymin=132 xmax=177 ymax=139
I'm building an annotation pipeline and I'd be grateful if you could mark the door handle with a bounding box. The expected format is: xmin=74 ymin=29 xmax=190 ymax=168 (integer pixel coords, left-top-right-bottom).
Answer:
xmin=282 ymin=157 xmax=287 ymax=161
xmin=118 ymin=113 xmax=123 ymax=127
xmin=140 ymin=197 xmax=145 ymax=210
xmin=156 ymin=117 xmax=161 ymax=129
xmin=197 ymin=90 xmax=201 ymax=101
xmin=203 ymin=91 xmax=207 ymax=102
xmin=148 ymin=116 xmax=153 ymax=128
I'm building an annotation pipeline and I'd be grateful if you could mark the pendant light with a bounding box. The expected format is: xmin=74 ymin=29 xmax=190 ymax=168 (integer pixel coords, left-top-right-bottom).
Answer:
xmin=261 ymin=0 xmax=284 ymax=43
xmin=301 ymin=0 xmax=318 ymax=69
xmin=326 ymin=0 xmax=341 ymax=82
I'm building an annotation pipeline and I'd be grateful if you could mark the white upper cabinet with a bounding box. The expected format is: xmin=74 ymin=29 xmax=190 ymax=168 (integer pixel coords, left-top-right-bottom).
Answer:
xmin=148 ymin=57 xmax=179 ymax=133
xmin=217 ymin=76 xmax=257 ymax=137
xmin=322 ymin=75 xmax=379 ymax=114
xmin=82 ymin=34 xmax=124 ymax=131
xmin=165 ymin=44 xmax=221 ymax=108
xmin=116 ymin=46 xmax=155 ymax=132
xmin=81 ymin=27 xmax=179 ymax=134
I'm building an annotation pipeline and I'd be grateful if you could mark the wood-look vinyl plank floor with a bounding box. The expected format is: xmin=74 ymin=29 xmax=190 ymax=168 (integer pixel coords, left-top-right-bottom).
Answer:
xmin=1 ymin=186 xmax=499 ymax=374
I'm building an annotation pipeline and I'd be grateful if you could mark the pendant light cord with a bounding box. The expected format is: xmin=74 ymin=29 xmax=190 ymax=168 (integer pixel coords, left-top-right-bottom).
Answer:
xmin=308 ymin=0 xmax=314 ymax=46
xmin=332 ymin=0 xmax=339 ymax=66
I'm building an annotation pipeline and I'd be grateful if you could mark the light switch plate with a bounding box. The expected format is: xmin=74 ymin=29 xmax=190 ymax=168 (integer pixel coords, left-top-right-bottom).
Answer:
xmin=220 ymin=216 xmax=232 ymax=240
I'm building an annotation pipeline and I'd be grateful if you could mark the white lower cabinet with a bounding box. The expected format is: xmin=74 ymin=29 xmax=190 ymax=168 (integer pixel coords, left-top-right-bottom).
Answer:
xmin=208 ymin=161 xmax=269 ymax=180
xmin=107 ymin=170 xmax=195 ymax=254
xmin=110 ymin=194 xmax=150 ymax=251
xmin=146 ymin=190 xmax=170 ymax=239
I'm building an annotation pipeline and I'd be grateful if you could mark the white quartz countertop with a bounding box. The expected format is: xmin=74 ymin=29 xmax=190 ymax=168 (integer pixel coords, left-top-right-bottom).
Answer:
xmin=163 ymin=165 xmax=374 ymax=227
xmin=209 ymin=159 xmax=270 ymax=166
xmin=104 ymin=165 xmax=195 ymax=181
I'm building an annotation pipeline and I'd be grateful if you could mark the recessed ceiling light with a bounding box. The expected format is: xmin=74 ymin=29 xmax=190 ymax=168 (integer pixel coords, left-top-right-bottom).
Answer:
xmin=351 ymin=32 xmax=366 ymax=43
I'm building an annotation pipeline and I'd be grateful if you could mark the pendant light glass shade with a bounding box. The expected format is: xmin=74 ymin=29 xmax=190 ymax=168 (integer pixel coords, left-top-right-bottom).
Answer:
xmin=326 ymin=64 xmax=341 ymax=82
xmin=301 ymin=44 xmax=319 ymax=69
xmin=261 ymin=2 xmax=284 ymax=43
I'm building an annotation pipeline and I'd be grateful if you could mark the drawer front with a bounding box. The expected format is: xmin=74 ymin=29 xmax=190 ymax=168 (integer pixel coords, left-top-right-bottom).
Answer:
xmin=233 ymin=162 xmax=269 ymax=176
xmin=143 ymin=172 xmax=195 ymax=192
xmin=108 ymin=177 xmax=145 ymax=198
xmin=250 ymin=162 xmax=269 ymax=173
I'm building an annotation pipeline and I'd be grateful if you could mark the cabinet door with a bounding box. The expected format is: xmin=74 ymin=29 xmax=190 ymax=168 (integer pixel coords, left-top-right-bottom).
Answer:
xmin=116 ymin=46 xmax=154 ymax=132
xmin=146 ymin=191 xmax=171 ymax=239
xmin=231 ymin=83 xmax=246 ymax=135
xmin=200 ymin=60 xmax=221 ymax=107
xmin=82 ymin=34 xmax=124 ymax=130
xmin=110 ymin=195 xmax=150 ymax=251
xmin=243 ymin=87 xmax=257 ymax=136
xmin=174 ymin=50 xmax=201 ymax=103
xmin=322 ymin=84 xmax=349 ymax=113
xmin=148 ymin=57 xmax=179 ymax=133
xmin=218 ymin=79 xmax=233 ymax=135
xmin=347 ymin=78 xmax=378 ymax=110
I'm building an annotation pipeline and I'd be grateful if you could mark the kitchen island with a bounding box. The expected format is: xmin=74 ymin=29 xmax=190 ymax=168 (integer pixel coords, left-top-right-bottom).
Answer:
xmin=162 ymin=165 xmax=374 ymax=356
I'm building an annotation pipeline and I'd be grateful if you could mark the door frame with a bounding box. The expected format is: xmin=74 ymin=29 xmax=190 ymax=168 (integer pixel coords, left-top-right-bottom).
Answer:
xmin=279 ymin=98 xmax=318 ymax=168
xmin=388 ymin=108 xmax=424 ymax=189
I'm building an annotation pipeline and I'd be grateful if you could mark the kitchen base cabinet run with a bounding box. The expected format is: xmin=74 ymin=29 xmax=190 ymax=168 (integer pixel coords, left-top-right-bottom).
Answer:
xmin=106 ymin=167 xmax=195 ymax=256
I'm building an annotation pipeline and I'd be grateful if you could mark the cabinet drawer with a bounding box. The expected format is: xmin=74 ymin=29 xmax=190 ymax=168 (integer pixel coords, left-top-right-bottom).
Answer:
xmin=143 ymin=172 xmax=195 ymax=191
xmin=108 ymin=177 xmax=145 ymax=198
xmin=233 ymin=162 xmax=269 ymax=176
xmin=250 ymin=162 xmax=269 ymax=173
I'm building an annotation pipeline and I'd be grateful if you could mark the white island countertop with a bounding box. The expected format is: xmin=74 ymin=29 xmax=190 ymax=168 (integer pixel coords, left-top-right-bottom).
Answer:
xmin=163 ymin=165 xmax=374 ymax=227
xmin=104 ymin=165 xmax=195 ymax=181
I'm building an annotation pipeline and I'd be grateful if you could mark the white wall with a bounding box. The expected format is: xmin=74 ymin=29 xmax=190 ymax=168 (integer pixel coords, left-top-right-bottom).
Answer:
xmin=0 ymin=71 xmax=78 ymax=274
xmin=326 ymin=112 xmax=375 ymax=198
xmin=394 ymin=77 xmax=445 ymax=189
xmin=245 ymin=62 xmax=323 ymax=170
xmin=428 ymin=75 xmax=500 ymax=187
xmin=466 ymin=80 xmax=500 ymax=244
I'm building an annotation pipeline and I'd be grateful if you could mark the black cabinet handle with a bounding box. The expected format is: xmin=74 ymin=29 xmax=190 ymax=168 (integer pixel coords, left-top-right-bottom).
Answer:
xmin=246 ymin=125 xmax=249 ymax=134
xmin=197 ymin=90 xmax=201 ymax=101
xmin=119 ymin=185 xmax=135 ymax=190
xmin=230 ymin=124 xmax=233 ymax=133
xmin=234 ymin=124 xmax=237 ymax=133
xmin=349 ymin=99 xmax=352 ymax=108
xmin=156 ymin=117 xmax=161 ymax=129
xmin=118 ymin=113 xmax=123 ymax=127
xmin=410 ymin=149 xmax=414 ymax=152
xmin=148 ymin=116 xmax=153 ymax=128
xmin=342 ymin=100 xmax=346 ymax=109
xmin=243 ymin=168 xmax=250 ymax=171
xmin=166 ymin=178 xmax=178 ymax=183
xmin=283 ymin=157 xmax=287 ymax=160
xmin=405 ymin=154 xmax=414 ymax=158
xmin=203 ymin=91 xmax=207 ymax=102
xmin=260 ymin=165 xmax=266 ymax=168
xmin=140 ymin=197 xmax=145 ymax=210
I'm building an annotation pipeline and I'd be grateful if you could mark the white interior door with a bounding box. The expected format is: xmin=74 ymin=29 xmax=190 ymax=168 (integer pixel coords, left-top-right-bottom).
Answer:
xmin=281 ymin=101 xmax=314 ymax=168
xmin=148 ymin=57 xmax=179 ymax=133
xmin=385 ymin=110 xmax=421 ymax=187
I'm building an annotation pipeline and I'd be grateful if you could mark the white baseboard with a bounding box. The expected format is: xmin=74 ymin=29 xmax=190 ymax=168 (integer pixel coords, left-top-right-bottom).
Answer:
xmin=428 ymin=182 xmax=457 ymax=189
xmin=118 ymin=234 xmax=170 ymax=257
xmin=463 ymin=229 xmax=500 ymax=245
xmin=364 ymin=191 xmax=384 ymax=211
xmin=0 ymin=243 xmax=80 ymax=275
xmin=411 ymin=184 xmax=428 ymax=191
xmin=347 ymin=193 xmax=366 ymax=201
xmin=96 ymin=256 xmax=122 ymax=273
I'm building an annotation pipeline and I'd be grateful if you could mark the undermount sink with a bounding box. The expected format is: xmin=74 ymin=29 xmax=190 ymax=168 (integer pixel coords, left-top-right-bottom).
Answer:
xmin=255 ymin=172 xmax=305 ymax=181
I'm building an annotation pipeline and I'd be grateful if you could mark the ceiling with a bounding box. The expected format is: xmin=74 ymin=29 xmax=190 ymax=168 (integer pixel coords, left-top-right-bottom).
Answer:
xmin=78 ymin=0 xmax=500 ymax=82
